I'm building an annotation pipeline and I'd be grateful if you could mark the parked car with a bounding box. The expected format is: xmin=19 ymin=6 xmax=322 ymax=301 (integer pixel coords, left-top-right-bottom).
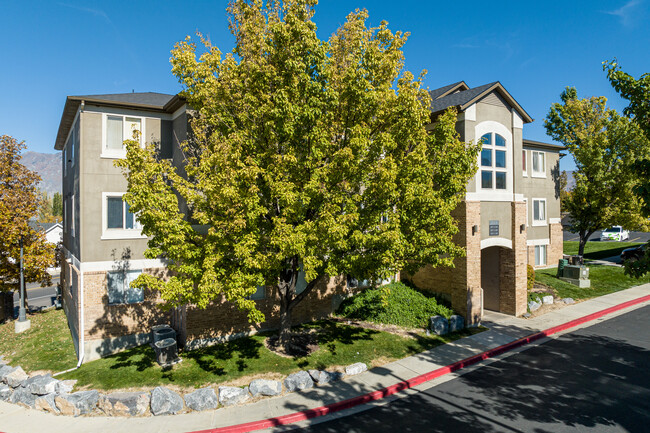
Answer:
xmin=621 ymin=243 xmax=648 ymax=262
xmin=600 ymin=226 xmax=629 ymax=242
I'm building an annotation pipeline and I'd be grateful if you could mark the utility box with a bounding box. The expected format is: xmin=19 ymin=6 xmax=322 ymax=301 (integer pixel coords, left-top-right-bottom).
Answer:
xmin=560 ymin=264 xmax=591 ymax=288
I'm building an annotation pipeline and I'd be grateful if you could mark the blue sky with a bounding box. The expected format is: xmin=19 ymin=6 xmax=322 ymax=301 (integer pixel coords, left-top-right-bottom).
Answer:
xmin=1 ymin=0 xmax=649 ymax=172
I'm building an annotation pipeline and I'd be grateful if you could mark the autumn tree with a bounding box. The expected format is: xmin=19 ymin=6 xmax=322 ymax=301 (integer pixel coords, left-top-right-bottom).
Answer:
xmin=545 ymin=87 xmax=650 ymax=256
xmin=558 ymin=170 xmax=570 ymax=213
xmin=0 ymin=135 xmax=54 ymax=293
xmin=52 ymin=192 xmax=63 ymax=220
xmin=117 ymin=0 xmax=479 ymax=348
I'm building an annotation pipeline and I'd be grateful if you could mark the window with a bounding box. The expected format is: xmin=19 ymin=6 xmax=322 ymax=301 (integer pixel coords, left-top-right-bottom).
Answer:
xmin=70 ymin=266 xmax=77 ymax=300
xmin=107 ymin=269 xmax=144 ymax=304
xmin=71 ymin=195 xmax=75 ymax=238
xmin=534 ymin=245 xmax=547 ymax=266
xmin=532 ymin=151 xmax=546 ymax=177
xmin=480 ymin=133 xmax=507 ymax=190
xmin=533 ymin=199 xmax=546 ymax=226
xmin=106 ymin=196 xmax=141 ymax=230
xmin=104 ymin=115 xmax=143 ymax=157
xmin=250 ymin=285 xmax=265 ymax=300
xmin=522 ymin=150 xmax=527 ymax=176
xmin=295 ymin=264 xmax=308 ymax=294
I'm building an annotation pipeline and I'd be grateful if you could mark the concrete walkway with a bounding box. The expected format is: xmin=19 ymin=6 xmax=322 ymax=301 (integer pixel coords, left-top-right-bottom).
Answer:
xmin=1 ymin=285 xmax=649 ymax=433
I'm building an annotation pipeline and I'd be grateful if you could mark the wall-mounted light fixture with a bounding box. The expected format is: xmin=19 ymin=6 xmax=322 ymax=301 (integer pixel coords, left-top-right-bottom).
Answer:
xmin=472 ymin=225 xmax=478 ymax=236
xmin=520 ymin=224 xmax=526 ymax=233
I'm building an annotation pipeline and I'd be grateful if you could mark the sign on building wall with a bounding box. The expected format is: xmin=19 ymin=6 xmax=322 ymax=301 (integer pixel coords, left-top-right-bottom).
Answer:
xmin=489 ymin=220 xmax=499 ymax=236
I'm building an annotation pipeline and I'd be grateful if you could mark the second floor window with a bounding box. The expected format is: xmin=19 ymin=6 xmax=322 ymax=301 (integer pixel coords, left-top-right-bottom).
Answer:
xmin=107 ymin=196 xmax=141 ymax=230
xmin=480 ymin=133 xmax=507 ymax=190
xmin=533 ymin=199 xmax=546 ymax=225
xmin=532 ymin=151 xmax=546 ymax=177
xmin=105 ymin=115 xmax=142 ymax=153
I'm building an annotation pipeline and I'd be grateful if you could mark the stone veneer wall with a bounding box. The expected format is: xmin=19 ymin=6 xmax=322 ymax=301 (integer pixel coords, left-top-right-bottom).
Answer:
xmin=407 ymin=201 xmax=483 ymax=326
xmin=184 ymin=275 xmax=349 ymax=347
xmin=61 ymin=261 xmax=81 ymax=355
xmin=548 ymin=222 xmax=564 ymax=267
xmin=498 ymin=201 xmax=527 ymax=316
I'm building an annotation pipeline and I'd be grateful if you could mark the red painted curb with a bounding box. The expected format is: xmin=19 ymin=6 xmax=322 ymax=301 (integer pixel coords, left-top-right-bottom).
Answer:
xmin=190 ymin=293 xmax=650 ymax=433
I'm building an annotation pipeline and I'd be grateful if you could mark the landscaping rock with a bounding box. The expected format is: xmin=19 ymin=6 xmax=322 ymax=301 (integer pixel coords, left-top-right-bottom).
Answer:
xmin=184 ymin=388 xmax=218 ymax=411
xmin=0 ymin=383 xmax=12 ymax=401
xmin=249 ymin=379 xmax=282 ymax=397
xmin=528 ymin=300 xmax=541 ymax=312
xmin=10 ymin=386 xmax=36 ymax=408
xmin=0 ymin=365 xmax=12 ymax=382
xmin=308 ymin=369 xmax=344 ymax=385
xmin=56 ymin=379 xmax=77 ymax=394
xmin=429 ymin=315 xmax=449 ymax=335
xmin=150 ymin=386 xmax=184 ymax=416
xmin=35 ymin=393 xmax=60 ymax=414
xmin=345 ymin=362 xmax=368 ymax=376
xmin=542 ymin=295 xmax=554 ymax=305
xmin=563 ymin=298 xmax=575 ymax=304
xmin=4 ymin=366 xmax=28 ymax=388
xmin=448 ymin=315 xmax=465 ymax=333
xmin=218 ymin=386 xmax=250 ymax=406
xmin=522 ymin=313 xmax=532 ymax=319
xmin=284 ymin=371 xmax=314 ymax=392
xmin=55 ymin=390 xmax=100 ymax=416
xmin=23 ymin=374 xmax=59 ymax=395
xmin=99 ymin=392 xmax=151 ymax=417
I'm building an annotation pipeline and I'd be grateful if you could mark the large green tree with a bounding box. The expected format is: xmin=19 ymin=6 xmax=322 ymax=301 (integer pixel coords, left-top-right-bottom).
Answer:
xmin=117 ymin=0 xmax=479 ymax=347
xmin=545 ymin=87 xmax=650 ymax=256
xmin=0 ymin=135 xmax=54 ymax=293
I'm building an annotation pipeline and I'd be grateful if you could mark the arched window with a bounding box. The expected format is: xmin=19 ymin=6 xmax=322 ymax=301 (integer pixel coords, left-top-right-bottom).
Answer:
xmin=480 ymin=133 xmax=507 ymax=190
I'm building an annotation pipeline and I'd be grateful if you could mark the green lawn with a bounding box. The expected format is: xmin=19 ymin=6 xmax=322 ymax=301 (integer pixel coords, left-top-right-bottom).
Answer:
xmin=563 ymin=241 xmax=643 ymax=260
xmin=0 ymin=309 xmax=77 ymax=373
xmin=535 ymin=265 xmax=650 ymax=300
xmin=61 ymin=321 xmax=482 ymax=391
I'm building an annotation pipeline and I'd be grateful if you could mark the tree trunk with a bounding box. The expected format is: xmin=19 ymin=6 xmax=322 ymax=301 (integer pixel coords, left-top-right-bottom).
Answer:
xmin=277 ymin=256 xmax=299 ymax=349
xmin=278 ymin=290 xmax=292 ymax=348
xmin=578 ymin=230 xmax=593 ymax=257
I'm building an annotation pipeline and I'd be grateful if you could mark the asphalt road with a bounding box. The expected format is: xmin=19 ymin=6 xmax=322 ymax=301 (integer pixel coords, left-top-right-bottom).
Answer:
xmin=296 ymin=305 xmax=650 ymax=433
xmin=12 ymin=275 xmax=59 ymax=312
xmin=563 ymin=229 xmax=650 ymax=243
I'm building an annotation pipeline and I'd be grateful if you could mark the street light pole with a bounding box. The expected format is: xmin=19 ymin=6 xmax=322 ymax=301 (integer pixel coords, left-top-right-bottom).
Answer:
xmin=18 ymin=235 xmax=26 ymax=322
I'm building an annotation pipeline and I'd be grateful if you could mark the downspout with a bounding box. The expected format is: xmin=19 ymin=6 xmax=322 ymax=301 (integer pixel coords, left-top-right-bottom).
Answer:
xmin=77 ymin=100 xmax=85 ymax=368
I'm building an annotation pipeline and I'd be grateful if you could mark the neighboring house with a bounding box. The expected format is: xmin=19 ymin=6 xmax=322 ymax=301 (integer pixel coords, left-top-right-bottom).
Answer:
xmin=29 ymin=221 xmax=63 ymax=245
xmin=409 ymin=81 xmax=563 ymax=323
xmin=55 ymin=82 xmax=563 ymax=362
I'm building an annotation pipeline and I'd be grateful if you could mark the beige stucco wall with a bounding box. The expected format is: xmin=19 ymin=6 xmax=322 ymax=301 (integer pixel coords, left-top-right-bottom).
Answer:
xmin=480 ymin=201 xmax=512 ymax=241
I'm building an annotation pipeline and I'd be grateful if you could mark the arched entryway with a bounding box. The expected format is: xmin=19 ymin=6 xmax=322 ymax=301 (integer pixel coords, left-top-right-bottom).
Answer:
xmin=481 ymin=244 xmax=516 ymax=312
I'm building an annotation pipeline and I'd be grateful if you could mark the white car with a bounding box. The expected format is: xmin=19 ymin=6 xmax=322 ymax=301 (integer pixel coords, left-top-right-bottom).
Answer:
xmin=600 ymin=226 xmax=629 ymax=242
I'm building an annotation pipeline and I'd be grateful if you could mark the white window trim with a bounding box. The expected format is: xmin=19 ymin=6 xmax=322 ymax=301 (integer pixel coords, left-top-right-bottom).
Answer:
xmin=531 ymin=150 xmax=546 ymax=178
xmin=101 ymin=192 xmax=147 ymax=240
xmin=472 ymin=121 xmax=513 ymax=201
xmin=527 ymin=238 xmax=550 ymax=246
xmin=522 ymin=149 xmax=528 ymax=177
xmin=532 ymin=198 xmax=547 ymax=226
xmin=107 ymin=269 xmax=144 ymax=305
xmin=535 ymin=244 xmax=547 ymax=266
xmin=101 ymin=114 xmax=146 ymax=159
xmin=71 ymin=195 xmax=75 ymax=238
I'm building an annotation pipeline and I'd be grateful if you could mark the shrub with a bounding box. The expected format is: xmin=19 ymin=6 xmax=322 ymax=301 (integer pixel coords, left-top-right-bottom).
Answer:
xmin=336 ymin=282 xmax=454 ymax=329
xmin=527 ymin=264 xmax=535 ymax=290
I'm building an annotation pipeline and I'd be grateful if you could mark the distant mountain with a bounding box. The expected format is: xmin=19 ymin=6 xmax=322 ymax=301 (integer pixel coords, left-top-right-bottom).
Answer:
xmin=22 ymin=151 xmax=61 ymax=196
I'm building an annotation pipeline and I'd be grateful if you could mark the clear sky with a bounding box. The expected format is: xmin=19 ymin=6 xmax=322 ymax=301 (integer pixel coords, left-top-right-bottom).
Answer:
xmin=1 ymin=0 xmax=649 ymax=172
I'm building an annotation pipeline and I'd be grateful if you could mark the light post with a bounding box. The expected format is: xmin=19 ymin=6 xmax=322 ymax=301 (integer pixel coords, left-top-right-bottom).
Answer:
xmin=15 ymin=235 xmax=30 ymax=333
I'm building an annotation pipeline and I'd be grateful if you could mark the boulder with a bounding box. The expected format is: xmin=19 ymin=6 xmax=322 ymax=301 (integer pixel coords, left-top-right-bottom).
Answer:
xmin=56 ymin=379 xmax=77 ymax=394
xmin=23 ymin=374 xmax=59 ymax=395
xmin=55 ymin=390 xmax=100 ymax=416
xmin=99 ymin=392 xmax=150 ymax=417
xmin=308 ymin=370 xmax=344 ymax=385
xmin=563 ymin=298 xmax=575 ymax=305
xmin=4 ymin=366 xmax=28 ymax=388
xmin=249 ymin=379 xmax=282 ymax=397
xmin=448 ymin=315 xmax=465 ymax=333
xmin=0 ymin=365 xmax=12 ymax=380
xmin=0 ymin=383 xmax=12 ymax=401
xmin=218 ymin=386 xmax=250 ymax=406
xmin=35 ymin=393 xmax=60 ymax=414
xmin=528 ymin=300 xmax=541 ymax=312
xmin=150 ymin=386 xmax=183 ymax=416
xmin=522 ymin=313 xmax=532 ymax=319
xmin=429 ymin=316 xmax=449 ymax=335
xmin=10 ymin=386 xmax=37 ymax=408
xmin=284 ymin=371 xmax=314 ymax=392
xmin=184 ymin=387 xmax=219 ymax=411
xmin=542 ymin=295 xmax=554 ymax=305
xmin=345 ymin=362 xmax=368 ymax=376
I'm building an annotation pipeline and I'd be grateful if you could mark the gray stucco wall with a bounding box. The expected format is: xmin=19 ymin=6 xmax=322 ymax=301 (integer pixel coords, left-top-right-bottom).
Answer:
xmin=62 ymin=116 xmax=81 ymax=259
xmin=480 ymin=201 xmax=512 ymax=241
xmin=520 ymin=147 xmax=561 ymax=241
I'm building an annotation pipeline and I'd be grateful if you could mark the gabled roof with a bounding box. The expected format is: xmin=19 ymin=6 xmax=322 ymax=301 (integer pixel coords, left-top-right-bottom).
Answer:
xmin=429 ymin=81 xmax=534 ymax=124
xmin=54 ymin=92 xmax=186 ymax=150
xmin=428 ymin=81 xmax=469 ymax=101
xmin=28 ymin=221 xmax=62 ymax=233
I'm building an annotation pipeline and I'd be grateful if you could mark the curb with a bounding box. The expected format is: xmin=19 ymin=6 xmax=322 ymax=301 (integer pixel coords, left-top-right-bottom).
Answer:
xmin=190 ymin=293 xmax=650 ymax=433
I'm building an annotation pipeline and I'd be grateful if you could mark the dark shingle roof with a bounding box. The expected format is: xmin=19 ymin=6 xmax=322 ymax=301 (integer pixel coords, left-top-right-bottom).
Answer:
xmin=28 ymin=221 xmax=62 ymax=233
xmin=72 ymin=92 xmax=175 ymax=108
xmin=429 ymin=82 xmax=498 ymax=113
xmin=428 ymin=81 xmax=467 ymax=101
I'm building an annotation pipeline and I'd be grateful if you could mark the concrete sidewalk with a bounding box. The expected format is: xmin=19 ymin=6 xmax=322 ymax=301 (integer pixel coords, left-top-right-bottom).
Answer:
xmin=1 ymin=285 xmax=649 ymax=433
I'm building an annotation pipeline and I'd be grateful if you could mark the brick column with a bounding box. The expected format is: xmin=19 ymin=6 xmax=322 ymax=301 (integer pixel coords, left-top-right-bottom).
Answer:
xmin=548 ymin=223 xmax=564 ymax=267
xmin=500 ymin=201 xmax=527 ymax=316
